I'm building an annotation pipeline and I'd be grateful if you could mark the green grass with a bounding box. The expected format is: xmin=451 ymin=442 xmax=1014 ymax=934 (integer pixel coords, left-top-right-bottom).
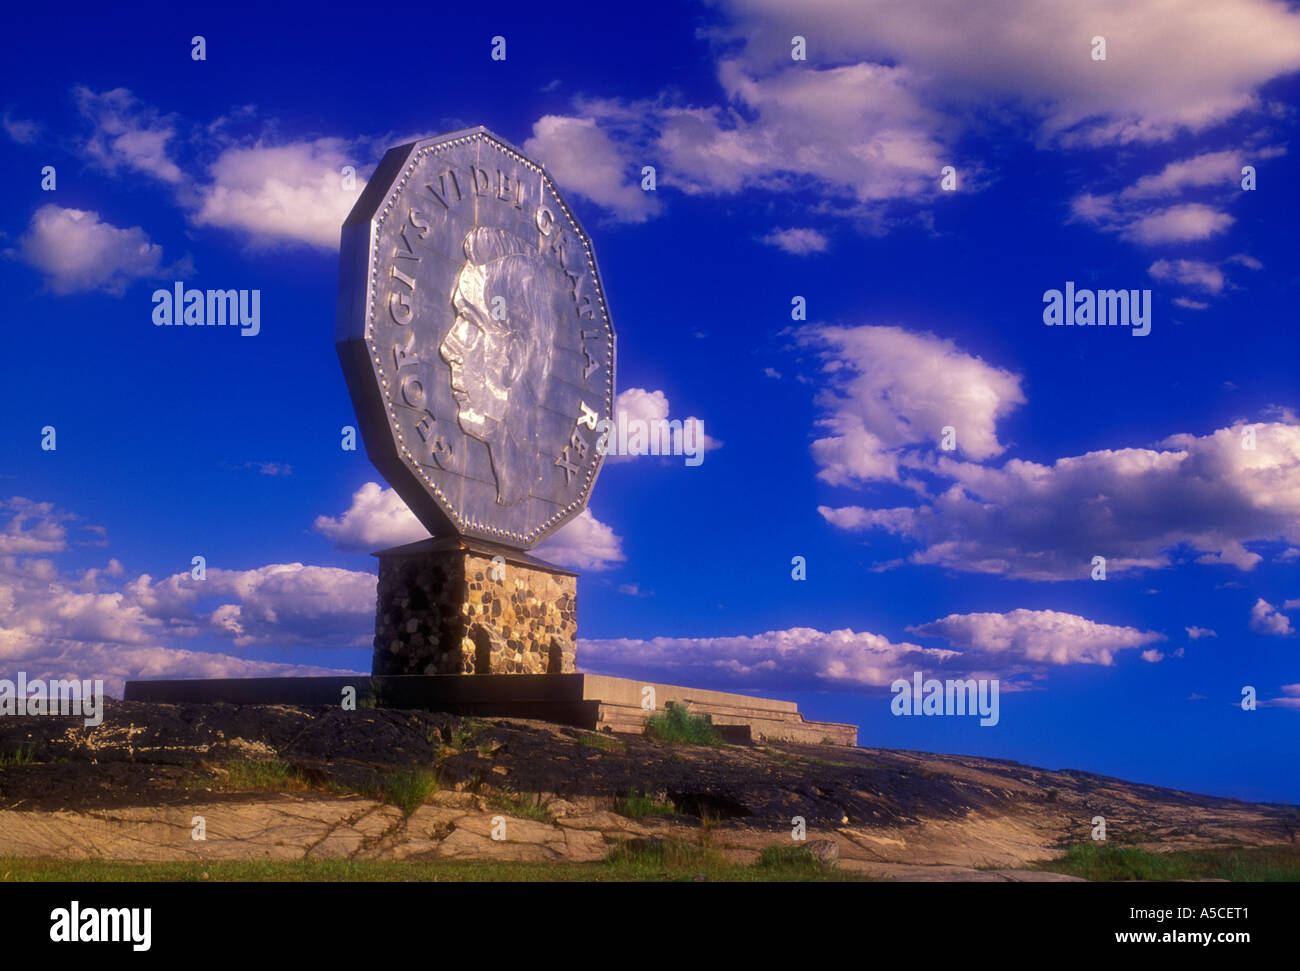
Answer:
xmin=425 ymin=729 xmax=446 ymax=760
xmin=761 ymin=746 xmax=858 ymax=770
xmin=1039 ymin=842 xmax=1300 ymax=882
xmin=795 ymin=755 xmax=859 ymax=769
xmin=193 ymin=759 xmax=310 ymax=792
xmin=0 ymin=848 xmax=878 ymax=882
xmin=5 ymin=841 xmax=1293 ymax=884
xmin=614 ymin=792 xmax=677 ymax=818
xmin=369 ymin=769 xmax=439 ymax=816
xmin=190 ymin=759 xmax=440 ymax=815
xmin=576 ymin=732 xmax=625 ymax=752
xmin=190 ymin=758 xmax=447 ymax=806
xmin=644 ymin=705 xmax=723 ymax=746
xmin=447 ymin=720 xmax=482 ymax=749
xmin=486 ymin=792 xmax=552 ymax=823
xmin=757 ymin=844 xmax=834 ymax=876
xmin=604 ymin=837 xmax=718 ymax=873
xmin=600 ymin=838 xmax=866 ymax=880
xmin=0 ymin=746 xmax=36 ymax=766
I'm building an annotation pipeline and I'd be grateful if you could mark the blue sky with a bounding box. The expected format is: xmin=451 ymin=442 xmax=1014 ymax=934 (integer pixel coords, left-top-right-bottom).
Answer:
xmin=1 ymin=0 xmax=1297 ymax=803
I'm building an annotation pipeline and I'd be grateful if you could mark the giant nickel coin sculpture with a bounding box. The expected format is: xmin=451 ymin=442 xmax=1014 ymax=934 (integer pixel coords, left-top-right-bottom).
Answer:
xmin=337 ymin=127 xmax=616 ymax=549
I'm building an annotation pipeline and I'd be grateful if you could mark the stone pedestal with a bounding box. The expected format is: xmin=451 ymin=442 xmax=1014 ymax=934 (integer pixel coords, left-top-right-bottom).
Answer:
xmin=371 ymin=538 xmax=578 ymax=677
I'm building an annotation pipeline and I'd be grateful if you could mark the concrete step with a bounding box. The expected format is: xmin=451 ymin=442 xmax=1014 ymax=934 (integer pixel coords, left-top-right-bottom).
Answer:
xmin=595 ymin=701 xmax=857 ymax=747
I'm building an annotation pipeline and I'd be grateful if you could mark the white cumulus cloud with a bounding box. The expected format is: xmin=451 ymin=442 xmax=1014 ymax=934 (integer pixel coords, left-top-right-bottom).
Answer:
xmin=312 ymin=482 xmax=428 ymax=552
xmin=822 ymin=413 xmax=1300 ymax=580
xmin=13 ymin=204 xmax=170 ymax=295
xmin=801 ymin=324 xmax=1025 ymax=485
xmin=534 ymin=508 xmax=626 ymax=572
xmin=604 ymin=387 xmax=720 ymax=463
xmin=1249 ymin=598 xmax=1294 ymax=636
xmin=192 ymin=138 xmax=364 ymax=248
xmin=0 ymin=527 xmax=364 ymax=697
xmin=761 ymin=227 xmax=828 ymax=254
xmin=909 ymin=609 xmax=1164 ymax=666
xmin=580 ymin=626 xmax=952 ymax=691
xmin=524 ymin=115 xmax=659 ymax=223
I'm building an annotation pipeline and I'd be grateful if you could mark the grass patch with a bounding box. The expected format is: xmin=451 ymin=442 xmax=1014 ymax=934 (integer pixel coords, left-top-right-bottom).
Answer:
xmin=486 ymin=792 xmax=552 ymax=823
xmin=425 ymin=729 xmax=446 ymax=759
xmin=761 ymin=746 xmax=857 ymax=770
xmin=0 ymin=854 xmax=876 ymax=883
xmin=369 ymin=768 xmax=439 ymax=816
xmin=758 ymin=844 xmax=833 ymax=876
xmin=614 ymin=792 xmax=677 ymax=818
xmin=448 ymin=720 xmax=482 ymax=749
xmin=576 ymin=732 xmax=625 ymax=753
xmin=0 ymin=746 xmax=36 ymax=766
xmin=1038 ymin=842 xmax=1300 ymax=882
xmin=605 ymin=838 xmax=719 ymax=874
xmin=796 ymin=755 xmax=859 ymax=769
xmin=195 ymin=759 xmax=310 ymax=793
xmin=645 ymin=705 xmax=723 ymax=746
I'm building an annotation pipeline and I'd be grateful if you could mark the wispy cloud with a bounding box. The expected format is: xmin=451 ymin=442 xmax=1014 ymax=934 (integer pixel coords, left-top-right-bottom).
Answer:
xmin=74 ymin=86 xmax=185 ymax=184
xmin=761 ymin=227 xmax=828 ymax=254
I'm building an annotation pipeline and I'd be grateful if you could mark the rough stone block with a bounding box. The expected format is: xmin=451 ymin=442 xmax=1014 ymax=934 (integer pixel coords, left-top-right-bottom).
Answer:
xmin=372 ymin=546 xmax=577 ymax=677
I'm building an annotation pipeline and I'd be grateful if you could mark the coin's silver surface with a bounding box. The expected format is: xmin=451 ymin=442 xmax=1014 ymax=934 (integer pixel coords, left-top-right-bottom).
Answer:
xmin=337 ymin=127 xmax=616 ymax=550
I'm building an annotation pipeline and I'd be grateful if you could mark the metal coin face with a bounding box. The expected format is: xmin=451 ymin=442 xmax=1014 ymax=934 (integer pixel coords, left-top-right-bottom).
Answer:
xmin=337 ymin=127 xmax=616 ymax=550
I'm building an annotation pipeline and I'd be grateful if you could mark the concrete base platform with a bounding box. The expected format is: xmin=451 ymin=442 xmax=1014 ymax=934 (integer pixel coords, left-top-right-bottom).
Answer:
xmin=123 ymin=673 xmax=857 ymax=747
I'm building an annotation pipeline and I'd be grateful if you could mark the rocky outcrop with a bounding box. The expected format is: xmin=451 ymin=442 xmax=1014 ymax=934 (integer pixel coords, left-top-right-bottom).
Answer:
xmin=0 ymin=790 xmax=1082 ymax=879
xmin=0 ymin=701 xmax=1293 ymax=878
